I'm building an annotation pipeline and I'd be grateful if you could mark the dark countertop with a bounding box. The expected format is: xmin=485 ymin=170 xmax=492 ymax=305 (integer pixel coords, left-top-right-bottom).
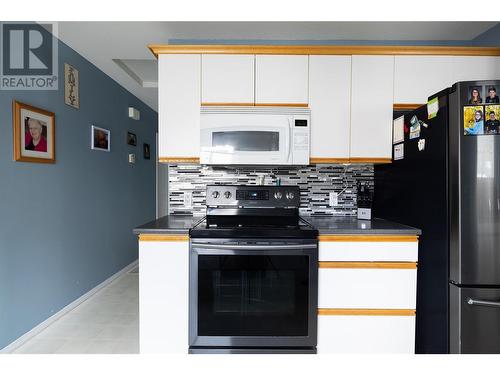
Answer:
xmin=134 ymin=215 xmax=421 ymax=236
xmin=303 ymin=216 xmax=421 ymax=235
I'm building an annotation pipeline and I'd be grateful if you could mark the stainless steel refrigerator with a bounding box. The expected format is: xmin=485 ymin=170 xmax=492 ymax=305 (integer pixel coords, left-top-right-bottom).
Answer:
xmin=374 ymin=80 xmax=500 ymax=354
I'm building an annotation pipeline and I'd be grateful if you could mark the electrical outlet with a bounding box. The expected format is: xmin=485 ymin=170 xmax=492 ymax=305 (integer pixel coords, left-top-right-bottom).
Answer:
xmin=329 ymin=192 xmax=338 ymax=207
xmin=184 ymin=192 xmax=192 ymax=208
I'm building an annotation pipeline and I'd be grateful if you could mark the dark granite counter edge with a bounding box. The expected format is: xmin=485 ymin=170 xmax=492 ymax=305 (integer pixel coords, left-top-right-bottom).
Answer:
xmin=133 ymin=216 xmax=421 ymax=236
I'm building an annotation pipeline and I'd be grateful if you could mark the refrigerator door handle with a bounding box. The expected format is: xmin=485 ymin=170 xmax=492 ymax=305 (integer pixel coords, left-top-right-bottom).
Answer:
xmin=467 ymin=298 xmax=500 ymax=308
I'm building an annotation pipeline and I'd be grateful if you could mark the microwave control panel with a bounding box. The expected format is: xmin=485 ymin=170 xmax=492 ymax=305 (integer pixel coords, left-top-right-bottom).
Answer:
xmin=292 ymin=117 xmax=310 ymax=164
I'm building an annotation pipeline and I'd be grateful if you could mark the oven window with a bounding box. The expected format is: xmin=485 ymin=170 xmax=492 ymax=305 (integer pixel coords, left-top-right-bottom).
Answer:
xmin=212 ymin=131 xmax=279 ymax=152
xmin=197 ymin=255 xmax=309 ymax=336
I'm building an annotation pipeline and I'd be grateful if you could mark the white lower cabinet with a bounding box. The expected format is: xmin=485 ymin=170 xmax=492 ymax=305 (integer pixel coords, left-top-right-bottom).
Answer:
xmin=317 ymin=237 xmax=418 ymax=354
xmin=139 ymin=240 xmax=189 ymax=353
xmin=319 ymin=268 xmax=417 ymax=309
xmin=318 ymin=315 xmax=416 ymax=354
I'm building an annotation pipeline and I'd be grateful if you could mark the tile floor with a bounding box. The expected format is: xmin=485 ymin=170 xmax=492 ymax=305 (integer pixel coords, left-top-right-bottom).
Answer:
xmin=13 ymin=270 xmax=139 ymax=354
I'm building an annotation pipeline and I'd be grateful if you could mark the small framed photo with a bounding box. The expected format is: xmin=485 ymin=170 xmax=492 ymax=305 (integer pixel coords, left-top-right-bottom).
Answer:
xmin=91 ymin=125 xmax=110 ymax=152
xmin=485 ymin=85 xmax=500 ymax=104
xmin=143 ymin=143 xmax=151 ymax=160
xmin=468 ymin=86 xmax=484 ymax=105
xmin=127 ymin=131 xmax=137 ymax=146
xmin=485 ymin=105 xmax=500 ymax=134
xmin=13 ymin=100 xmax=55 ymax=163
xmin=463 ymin=106 xmax=484 ymax=136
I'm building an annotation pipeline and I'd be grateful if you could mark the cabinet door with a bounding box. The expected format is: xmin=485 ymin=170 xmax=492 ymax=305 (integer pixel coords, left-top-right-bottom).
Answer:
xmin=139 ymin=240 xmax=189 ymax=353
xmin=201 ymin=54 xmax=255 ymax=104
xmin=158 ymin=54 xmax=201 ymax=159
xmin=309 ymin=55 xmax=351 ymax=160
xmin=318 ymin=315 xmax=416 ymax=353
xmin=394 ymin=56 xmax=500 ymax=104
xmin=319 ymin=267 xmax=417 ymax=309
xmin=350 ymin=55 xmax=394 ymax=159
xmin=255 ymin=55 xmax=309 ymax=104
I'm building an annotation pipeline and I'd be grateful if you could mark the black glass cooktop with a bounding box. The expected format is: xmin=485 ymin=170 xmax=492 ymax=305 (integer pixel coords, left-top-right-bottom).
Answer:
xmin=189 ymin=216 xmax=318 ymax=239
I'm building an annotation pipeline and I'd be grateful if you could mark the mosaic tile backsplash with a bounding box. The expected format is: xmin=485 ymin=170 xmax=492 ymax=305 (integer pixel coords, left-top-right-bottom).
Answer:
xmin=168 ymin=164 xmax=374 ymax=217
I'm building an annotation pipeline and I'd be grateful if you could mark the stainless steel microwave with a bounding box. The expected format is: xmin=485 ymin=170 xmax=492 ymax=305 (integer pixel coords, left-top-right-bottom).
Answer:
xmin=200 ymin=106 xmax=310 ymax=165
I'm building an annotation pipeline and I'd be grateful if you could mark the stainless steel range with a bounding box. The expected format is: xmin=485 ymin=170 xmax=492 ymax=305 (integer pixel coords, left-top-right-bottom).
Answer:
xmin=188 ymin=185 xmax=318 ymax=354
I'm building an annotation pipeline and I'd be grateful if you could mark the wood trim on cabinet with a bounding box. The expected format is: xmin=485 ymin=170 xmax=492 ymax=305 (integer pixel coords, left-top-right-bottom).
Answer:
xmin=201 ymin=102 xmax=309 ymax=107
xmin=254 ymin=103 xmax=309 ymax=107
xmin=138 ymin=234 xmax=189 ymax=242
xmin=310 ymin=157 xmax=392 ymax=164
xmin=159 ymin=157 xmax=200 ymax=164
xmin=201 ymin=102 xmax=255 ymax=106
xmin=149 ymin=44 xmax=500 ymax=58
xmin=318 ymin=235 xmax=419 ymax=242
xmin=310 ymin=158 xmax=351 ymax=164
xmin=393 ymin=103 xmax=424 ymax=111
xmin=318 ymin=308 xmax=416 ymax=316
xmin=319 ymin=261 xmax=417 ymax=269
xmin=348 ymin=157 xmax=392 ymax=164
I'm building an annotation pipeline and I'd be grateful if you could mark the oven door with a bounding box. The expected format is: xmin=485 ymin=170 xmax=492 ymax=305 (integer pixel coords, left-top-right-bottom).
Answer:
xmin=200 ymin=114 xmax=292 ymax=165
xmin=189 ymin=239 xmax=318 ymax=349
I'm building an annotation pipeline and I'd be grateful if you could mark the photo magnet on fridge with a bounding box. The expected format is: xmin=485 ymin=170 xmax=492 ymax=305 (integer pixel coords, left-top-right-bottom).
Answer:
xmin=464 ymin=106 xmax=484 ymax=136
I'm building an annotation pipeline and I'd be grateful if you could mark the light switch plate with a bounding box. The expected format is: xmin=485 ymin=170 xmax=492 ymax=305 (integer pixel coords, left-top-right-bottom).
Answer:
xmin=329 ymin=192 xmax=338 ymax=207
xmin=128 ymin=153 xmax=136 ymax=164
xmin=184 ymin=192 xmax=192 ymax=208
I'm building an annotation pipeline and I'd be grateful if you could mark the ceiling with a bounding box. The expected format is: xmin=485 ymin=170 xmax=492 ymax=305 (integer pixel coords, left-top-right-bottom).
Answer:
xmin=57 ymin=21 xmax=498 ymax=111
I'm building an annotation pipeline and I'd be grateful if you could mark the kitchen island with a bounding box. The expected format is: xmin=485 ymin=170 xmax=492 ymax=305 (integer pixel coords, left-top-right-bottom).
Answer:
xmin=134 ymin=215 xmax=421 ymax=354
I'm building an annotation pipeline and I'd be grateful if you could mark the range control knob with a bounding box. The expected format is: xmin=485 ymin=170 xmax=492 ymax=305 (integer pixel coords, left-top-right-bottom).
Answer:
xmin=286 ymin=191 xmax=295 ymax=200
xmin=274 ymin=191 xmax=283 ymax=200
xmin=224 ymin=191 xmax=232 ymax=199
xmin=211 ymin=191 xmax=220 ymax=199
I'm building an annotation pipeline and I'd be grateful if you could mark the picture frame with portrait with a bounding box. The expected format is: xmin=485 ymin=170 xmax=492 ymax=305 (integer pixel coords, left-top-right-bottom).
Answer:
xmin=12 ymin=100 xmax=55 ymax=163
xmin=91 ymin=125 xmax=111 ymax=152
xmin=127 ymin=131 xmax=137 ymax=146
xmin=485 ymin=105 xmax=500 ymax=134
xmin=143 ymin=143 xmax=151 ymax=160
xmin=463 ymin=105 xmax=485 ymax=136
xmin=468 ymin=86 xmax=484 ymax=105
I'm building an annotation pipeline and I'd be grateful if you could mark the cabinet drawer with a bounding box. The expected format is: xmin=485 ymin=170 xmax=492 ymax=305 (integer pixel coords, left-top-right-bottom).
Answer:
xmin=319 ymin=240 xmax=418 ymax=262
xmin=319 ymin=267 xmax=417 ymax=309
xmin=317 ymin=314 xmax=415 ymax=353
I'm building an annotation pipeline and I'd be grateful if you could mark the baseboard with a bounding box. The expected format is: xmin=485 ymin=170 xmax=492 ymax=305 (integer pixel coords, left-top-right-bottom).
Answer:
xmin=0 ymin=259 xmax=138 ymax=354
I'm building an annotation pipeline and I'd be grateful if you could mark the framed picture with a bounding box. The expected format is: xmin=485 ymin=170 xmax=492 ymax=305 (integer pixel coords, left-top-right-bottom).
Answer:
xmin=485 ymin=85 xmax=500 ymax=104
xmin=12 ymin=100 xmax=55 ymax=163
xmin=467 ymin=85 xmax=484 ymax=105
xmin=64 ymin=63 xmax=80 ymax=109
xmin=143 ymin=143 xmax=151 ymax=160
xmin=127 ymin=131 xmax=137 ymax=146
xmin=91 ymin=125 xmax=110 ymax=152
xmin=485 ymin=105 xmax=500 ymax=134
xmin=463 ymin=106 xmax=484 ymax=136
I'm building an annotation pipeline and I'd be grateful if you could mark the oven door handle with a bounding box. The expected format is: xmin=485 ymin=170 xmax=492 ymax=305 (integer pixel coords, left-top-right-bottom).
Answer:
xmin=191 ymin=243 xmax=317 ymax=250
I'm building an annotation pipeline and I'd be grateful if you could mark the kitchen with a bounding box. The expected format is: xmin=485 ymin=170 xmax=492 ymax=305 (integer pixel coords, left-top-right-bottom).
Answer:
xmin=2 ymin=16 xmax=500 ymax=371
xmin=135 ymin=44 xmax=500 ymax=354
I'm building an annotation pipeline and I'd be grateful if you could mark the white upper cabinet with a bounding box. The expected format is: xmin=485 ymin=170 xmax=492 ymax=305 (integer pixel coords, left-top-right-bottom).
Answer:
xmin=158 ymin=54 xmax=201 ymax=159
xmin=255 ymin=55 xmax=309 ymax=104
xmin=309 ymin=55 xmax=352 ymax=159
xmin=201 ymin=54 xmax=255 ymax=104
xmin=394 ymin=56 xmax=500 ymax=104
xmin=350 ymin=55 xmax=394 ymax=159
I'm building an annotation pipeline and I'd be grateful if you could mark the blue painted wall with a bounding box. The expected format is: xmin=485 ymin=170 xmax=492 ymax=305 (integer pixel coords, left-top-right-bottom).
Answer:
xmin=0 ymin=35 xmax=157 ymax=349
